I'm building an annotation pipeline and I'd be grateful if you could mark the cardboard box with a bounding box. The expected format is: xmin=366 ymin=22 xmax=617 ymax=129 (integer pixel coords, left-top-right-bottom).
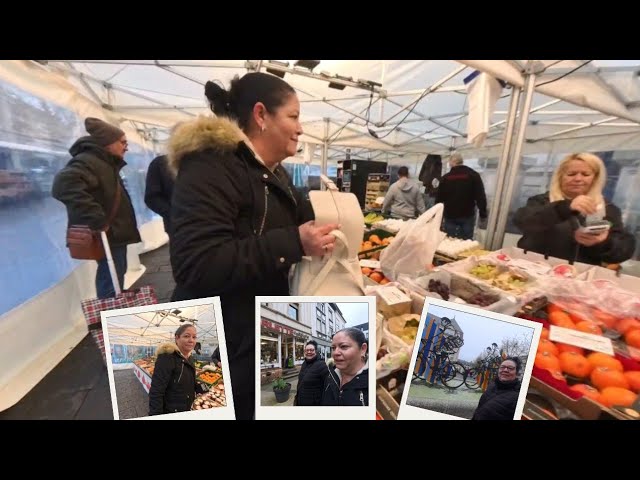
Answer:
xmin=376 ymin=286 xmax=412 ymax=317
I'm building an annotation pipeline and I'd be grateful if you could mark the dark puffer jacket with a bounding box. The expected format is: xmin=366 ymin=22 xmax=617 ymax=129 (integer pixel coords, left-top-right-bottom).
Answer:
xmin=321 ymin=365 xmax=368 ymax=406
xmin=144 ymin=154 xmax=175 ymax=235
xmin=148 ymin=343 xmax=197 ymax=416
xmin=167 ymin=116 xmax=314 ymax=420
xmin=52 ymin=137 xmax=140 ymax=247
xmin=295 ymin=356 xmax=329 ymax=406
xmin=471 ymin=378 xmax=521 ymax=420
xmin=514 ymin=193 xmax=636 ymax=265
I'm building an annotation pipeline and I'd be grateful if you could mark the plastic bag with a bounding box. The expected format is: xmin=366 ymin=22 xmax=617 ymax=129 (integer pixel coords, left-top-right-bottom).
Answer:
xmin=380 ymin=203 xmax=446 ymax=281
xmin=376 ymin=324 xmax=412 ymax=379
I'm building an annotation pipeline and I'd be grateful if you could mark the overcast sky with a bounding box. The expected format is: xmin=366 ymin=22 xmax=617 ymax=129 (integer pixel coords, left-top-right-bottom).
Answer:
xmin=427 ymin=304 xmax=535 ymax=362
xmin=335 ymin=302 xmax=369 ymax=328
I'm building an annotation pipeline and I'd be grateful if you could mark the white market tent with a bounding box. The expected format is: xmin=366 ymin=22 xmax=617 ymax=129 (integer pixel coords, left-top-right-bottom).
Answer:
xmin=105 ymin=305 xmax=218 ymax=348
xmin=1 ymin=60 xmax=640 ymax=412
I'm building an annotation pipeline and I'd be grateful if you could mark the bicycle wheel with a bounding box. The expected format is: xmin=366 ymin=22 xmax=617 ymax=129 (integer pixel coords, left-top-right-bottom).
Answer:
xmin=465 ymin=367 xmax=482 ymax=389
xmin=441 ymin=361 xmax=466 ymax=389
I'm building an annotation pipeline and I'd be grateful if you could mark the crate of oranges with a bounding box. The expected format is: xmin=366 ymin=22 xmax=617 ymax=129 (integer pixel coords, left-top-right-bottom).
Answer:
xmin=519 ymin=298 xmax=640 ymax=418
xmin=359 ymin=229 xmax=395 ymax=260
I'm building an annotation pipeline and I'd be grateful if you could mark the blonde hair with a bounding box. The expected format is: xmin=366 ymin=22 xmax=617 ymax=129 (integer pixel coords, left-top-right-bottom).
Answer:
xmin=549 ymin=153 xmax=606 ymax=204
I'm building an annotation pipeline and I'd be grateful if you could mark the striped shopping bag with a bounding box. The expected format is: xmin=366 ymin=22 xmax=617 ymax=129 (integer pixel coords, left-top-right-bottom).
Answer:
xmin=80 ymin=232 xmax=157 ymax=363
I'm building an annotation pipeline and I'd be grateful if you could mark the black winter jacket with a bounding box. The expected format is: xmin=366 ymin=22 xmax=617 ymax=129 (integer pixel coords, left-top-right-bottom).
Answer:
xmin=513 ymin=193 xmax=636 ymax=265
xmin=321 ymin=365 xmax=368 ymax=406
xmin=148 ymin=343 xmax=198 ymax=415
xmin=52 ymin=137 xmax=141 ymax=247
xmin=435 ymin=165 xmax=487 ymax=219
xmin=471 ymin=378 xmax=521 ymax=420
xmin=167 ymin=117 xmax=313 ymax=420
xmin=295 ymin=356 xmax=329 ymax=406
xmin=144 ymin=155 xmax=175 ymax=235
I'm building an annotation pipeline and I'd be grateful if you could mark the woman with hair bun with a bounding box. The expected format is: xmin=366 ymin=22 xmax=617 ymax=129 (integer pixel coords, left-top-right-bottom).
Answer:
xmin=168 ymin=72 xmax=340 ymax=420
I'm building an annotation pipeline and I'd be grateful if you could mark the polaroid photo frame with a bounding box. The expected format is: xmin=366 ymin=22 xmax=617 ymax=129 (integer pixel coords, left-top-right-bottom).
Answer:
xmin=255 ymin=296 xmax=376 ymax=420
xmin=101 ymin=296 xmax=235 ymax=420
xmin=398 ymin=297 xmax=542 ymax=420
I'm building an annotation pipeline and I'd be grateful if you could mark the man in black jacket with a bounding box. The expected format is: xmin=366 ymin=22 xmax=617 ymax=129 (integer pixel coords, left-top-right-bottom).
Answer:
xmin=294 ymin=340 xmax=329 ymax=406
xmin=436 ymin=153 xmax=487 ymax=239
xmin=144 ymin=154 xmax=175 ymax=236
xmin=52 ymin=118 xmax=141 ymax=298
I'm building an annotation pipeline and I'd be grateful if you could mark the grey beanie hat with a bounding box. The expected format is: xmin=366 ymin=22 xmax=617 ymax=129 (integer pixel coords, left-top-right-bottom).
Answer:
xmin=85 ymin=117 xmax=125 ymax=146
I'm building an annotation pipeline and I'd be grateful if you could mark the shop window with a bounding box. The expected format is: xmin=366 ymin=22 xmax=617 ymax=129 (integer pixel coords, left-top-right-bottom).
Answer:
xmin=260 ymin=337 xmax=279 ymax=367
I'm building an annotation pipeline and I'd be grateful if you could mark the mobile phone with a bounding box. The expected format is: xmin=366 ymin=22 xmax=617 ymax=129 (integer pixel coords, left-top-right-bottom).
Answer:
xmin=578 ymin=220 xmax=610 ymax=235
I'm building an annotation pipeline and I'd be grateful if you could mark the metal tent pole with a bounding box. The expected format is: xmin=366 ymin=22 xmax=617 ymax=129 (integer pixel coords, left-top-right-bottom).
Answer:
xmin=484 ymin=86 xmax=521 ymax=249
xmin=321 ymin=118 xmax=330 ymax=190
xmin=491 ymin=66 xmax=540 ymax=251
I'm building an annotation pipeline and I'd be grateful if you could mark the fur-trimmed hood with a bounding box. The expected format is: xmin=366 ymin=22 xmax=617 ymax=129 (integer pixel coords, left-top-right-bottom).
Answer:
xmin=156 ymin=342 xmax=180 ymax=356
xmin=167 ymin=116 xmax=245 ymax=173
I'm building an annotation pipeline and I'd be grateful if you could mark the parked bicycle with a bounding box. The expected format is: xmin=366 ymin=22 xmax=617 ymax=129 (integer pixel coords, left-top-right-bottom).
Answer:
xmin=464 ymin=343 xmax=503 ymax=390
xmin=414 ymin=317 xmax=467 ymax=389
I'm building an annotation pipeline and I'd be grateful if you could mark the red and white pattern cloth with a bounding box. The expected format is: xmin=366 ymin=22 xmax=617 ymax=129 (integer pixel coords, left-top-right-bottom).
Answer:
xmin=81 ymin=286 xmax=158 ymax=363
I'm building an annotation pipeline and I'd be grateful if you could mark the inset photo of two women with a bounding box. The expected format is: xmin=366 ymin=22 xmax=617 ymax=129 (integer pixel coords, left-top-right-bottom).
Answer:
xmin=256 ymin=296 xmax=376 ymax=420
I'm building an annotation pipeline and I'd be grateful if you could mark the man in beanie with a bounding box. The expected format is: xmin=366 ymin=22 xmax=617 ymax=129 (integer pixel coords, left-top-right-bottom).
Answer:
xmin=52 ymin=117 xmax=141 ymax=298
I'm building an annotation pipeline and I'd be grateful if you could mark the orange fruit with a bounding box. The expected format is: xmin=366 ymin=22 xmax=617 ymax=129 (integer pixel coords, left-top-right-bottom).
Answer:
xmin=586 ymin=352 xmax=624 ymax=372
xmin=369 ymin=272 xmax=384 ymax=283
xmin=361 ymin=267 xmax=372 ymax=276
xmin=569 ymin=311 xmax=590 ymax=325
xmin=591 ymin=367 xmax=630 ymax=390
xmin=547 ymin=304 xmax=566 ymax=315
xmin=556 ymin=343 xmax=585 ymax=356
xmin=569 ymin=384 xmax=602 ymax=403
xmin=616 ymin=318 xmax=640 ymax=335
xmin=576 ymin=321 xmax=603 ymax=336
xmin=379 ymin=278 xmax=390 ymax=285
xmin=535 ymin=351 xmax=561 ymax=371
xmin=592 ymin=309 xmax=618 ymax=329
xmin=549 ymin=311 xmax=572 ymax=326
xmin=537 ymin=339 xmax=559 ymax=356
xmin=623 ymin=371 xmax=640 ymax=393
xmin=369 ymin=235 xmax=381 ymax=245
xmin=541 ymin=328 xmax=550 ymax=340
xmin=625 ymin=329 xmax=640 ymax=349
xmin=559 ymin=352 xmax=592 ymax=378
xmin=599 ymin=387 xmax=638 ymax=408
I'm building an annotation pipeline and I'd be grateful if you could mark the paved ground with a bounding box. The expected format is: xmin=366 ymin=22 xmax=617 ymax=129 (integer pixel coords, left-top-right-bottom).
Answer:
xmin=0 ymin=245 xmax=175 ymax=420
xmin=261 ymin=377 xmax=298 ymax=407
xmin=113 ymin=369 xmax=150 ymax=419
xmin=406 ymin=379 xmax=483 ymax=419
xmin=0 ymin=334 xmax=113 ymax=420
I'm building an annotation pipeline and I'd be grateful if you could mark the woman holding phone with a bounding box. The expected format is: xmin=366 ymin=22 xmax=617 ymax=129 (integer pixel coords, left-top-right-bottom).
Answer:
xmin=513 ymin=152 xmax=635 ymax=266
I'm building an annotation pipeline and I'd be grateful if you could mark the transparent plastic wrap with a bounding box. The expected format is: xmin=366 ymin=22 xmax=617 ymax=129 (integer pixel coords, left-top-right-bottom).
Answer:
xmin=539 ymin=276 xmax=640 ymax=328
xmin=376 ymin=324 xmax=412 ymax=379
xmin=441 ymin=255 xmax=537 ymax=298
xmin=486 ymin=246 xmax=594 ymax=280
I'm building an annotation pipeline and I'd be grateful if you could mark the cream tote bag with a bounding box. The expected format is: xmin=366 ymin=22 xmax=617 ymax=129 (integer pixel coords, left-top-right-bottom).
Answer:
xmin=290 ymin=175 xmax=365 ymax=296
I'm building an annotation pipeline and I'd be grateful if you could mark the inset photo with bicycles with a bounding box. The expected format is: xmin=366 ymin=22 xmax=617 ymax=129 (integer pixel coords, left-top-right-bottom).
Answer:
xmin=397 ymin=298 xmax=542 ymax=420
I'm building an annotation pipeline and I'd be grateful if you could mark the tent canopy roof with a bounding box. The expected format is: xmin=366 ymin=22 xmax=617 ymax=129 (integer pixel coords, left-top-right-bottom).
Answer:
xmin=10 ymin=60 xmax=640 ymax=157
xmin=105 ymin=305 xmax=217 ymax=347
